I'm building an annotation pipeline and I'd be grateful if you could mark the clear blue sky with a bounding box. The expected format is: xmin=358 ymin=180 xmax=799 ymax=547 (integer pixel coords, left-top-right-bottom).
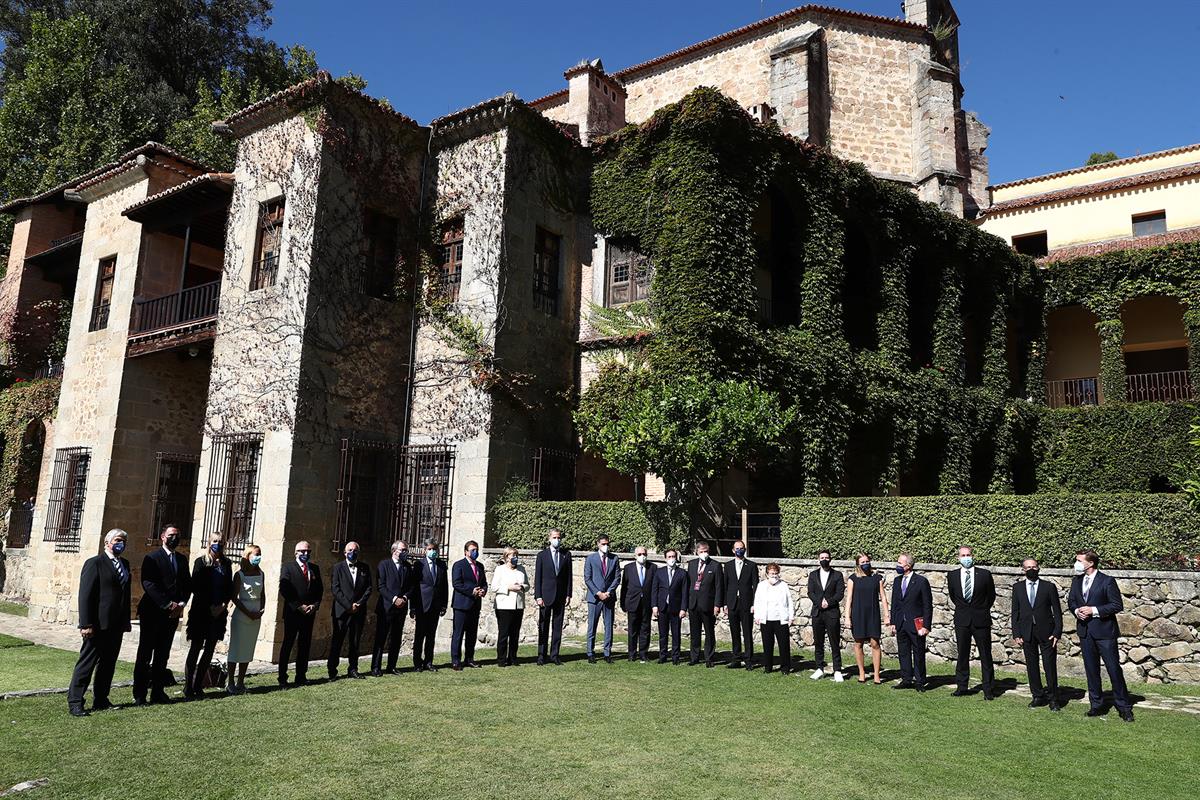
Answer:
xmin=267 ymin=0 xmax=1200 ymax=184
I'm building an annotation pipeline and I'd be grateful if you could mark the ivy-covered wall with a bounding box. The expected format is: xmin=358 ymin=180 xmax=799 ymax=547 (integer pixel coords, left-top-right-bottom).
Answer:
xmin=0 ymin=377 xmax=58 ymax=519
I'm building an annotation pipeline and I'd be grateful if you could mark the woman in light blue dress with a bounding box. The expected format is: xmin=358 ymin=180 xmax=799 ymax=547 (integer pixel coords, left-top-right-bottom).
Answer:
xmin=227 ymin=545 xmax=265 ymax=694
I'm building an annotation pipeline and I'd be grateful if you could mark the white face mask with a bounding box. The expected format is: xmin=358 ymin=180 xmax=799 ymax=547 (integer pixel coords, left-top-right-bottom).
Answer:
xmin=599 ymin=544 xmax=609 ymax=554
xmin=550 ymin=538 xmax=561 ymax=549
xmin=768 ymin=575 xmax=780 ymax=585
xmin=635 ymin=554 xmax=646 ymax=564
xmin=1074 ymin=560 xmax=1086 ymax=575
xmin=666 ymin=558 xmax=677 ymax=567
xmin=698 ymin=552 xmax=709 ymax=561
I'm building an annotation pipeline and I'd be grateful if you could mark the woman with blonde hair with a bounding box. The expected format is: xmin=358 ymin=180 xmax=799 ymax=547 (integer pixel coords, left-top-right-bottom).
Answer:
xmin=227 ymin=544 xmax=266 ymax=694
xmin=843 ymin=552 xmax=888 ymax=684
xmin=492 ymin=546 xmax=528 ymax=666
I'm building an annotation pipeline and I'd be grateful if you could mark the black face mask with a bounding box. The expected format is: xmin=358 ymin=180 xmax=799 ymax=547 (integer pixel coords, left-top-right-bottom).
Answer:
xmin=164 ymin=535 xmax=179 ymax=550
xmin=861 ymin=563 xmax=872 ymax=575
xmin=819 ymin=559 xmax=831 ymax=569
xmin=1025 ymin=568 xmax=1039 ymax=581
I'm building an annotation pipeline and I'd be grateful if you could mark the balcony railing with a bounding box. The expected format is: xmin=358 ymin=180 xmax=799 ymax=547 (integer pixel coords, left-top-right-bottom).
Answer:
xmin=49 ymin=230 xmax=84 ymax=248
xmin=131 ymin=281 xmax=220 ymax=335
xmin=32 ymin=360 xmax=64 ymax=379
xmin=1045 ymin=377 xmax=1098 ymax=409
xmin=1126 ymin=370 xmax=1194 ymax=403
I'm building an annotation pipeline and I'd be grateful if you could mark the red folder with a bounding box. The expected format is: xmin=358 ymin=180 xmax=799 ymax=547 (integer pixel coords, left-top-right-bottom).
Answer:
xmin=914 ymin=616 xmax=926 ymax=632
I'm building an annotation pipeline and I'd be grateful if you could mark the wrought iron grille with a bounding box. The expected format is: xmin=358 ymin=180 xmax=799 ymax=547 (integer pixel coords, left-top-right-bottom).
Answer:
xmin=395 ymin=445 xmax=455 ymax=553
xmin=202 ymin=434 xmax=262 ymax=552
xmin=530 ymin=447 xmax=576 ymax=501
xmin=332 ymin=435 xmax=401 ymax=552
xmin=43 ymin=446 xmax=91 ymax=552
xmin=533 ymin=227 xmax=560 ymax=316
xmin=148 ymin=452 xmax=200 ymax=545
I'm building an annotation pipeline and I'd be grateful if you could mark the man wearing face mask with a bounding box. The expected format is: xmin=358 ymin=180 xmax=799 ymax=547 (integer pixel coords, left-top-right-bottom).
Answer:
xmin=184 ymin=533 xmax=234 ymax=698
xmin=807 ymin=549 xmax=845 ymax=681
xmin=723 ymin=540 xmax=758 ymax=670
xmin=134 ymin=524 xmax=192 ymax=705
xmin=888 ymin=554 xmax=932 ymax=691
xmin=451 ymin=540 xmax=488 ymax=670
xmin=68 ymin=529 xmax=132 ymax=716
xmin=584 ymin=535 xmax=621 ymax=664
xmin=412 ymin=538 xmax=448 ymax=672
xmin=620 ymin=545 xmax=657 ymax=663
xmin=534 ymin=529 xmax=572 ymax=665
xmin=652 ymin=548 xmax=689 ymax=664
xmin=947 ymin=545 xmax=997 ymax=700
xmin=279 ymin=540 xmax=324 ymax=686
xmin=329 ymin=540 xmax=373 ymax=680
xmin=1011 ymin=557 xmax=1062 ymax=711
xmin=372 ymin=540 xmax=414 ymax=676
xmin=686 ymin=541 xmax=724 ymax=667
xmin=1068 ymin=549 xmax=1134 ymax=722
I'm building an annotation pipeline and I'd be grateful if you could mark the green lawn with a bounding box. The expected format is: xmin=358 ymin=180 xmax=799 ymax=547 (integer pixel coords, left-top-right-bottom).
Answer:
xmin=0 ymin=639 xmax=133 ymax=694
xmin=0 ymin=600 xmax=29 ymax=617
xmin=0 ymin=646 xmax=1195 ymax=800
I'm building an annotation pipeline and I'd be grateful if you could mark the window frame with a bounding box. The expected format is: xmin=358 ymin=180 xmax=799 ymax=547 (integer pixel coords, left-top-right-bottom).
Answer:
xmin=533 ymin=226 xmax=561 ymax=316
xmin=250 ymin=197 xmax=285 ymax=291
xmin=202 ymin=433 xmax=263 ymax=552
xmin=362 ymin=207 xmax=401 ymax=300
xmin=1011 ymin=231 xmax=1048 ymax=258
xmin=434 ymin=218 xmax=464 ymax=303
xmin=43 ymin=446 xmax=91 ymax=552
xmin=89 ymin=257 xmax=116 ymax=331
xmin=1132 ymin=211 xmax=1167 ymax=238
xmin=604 ymin=243 xmax=652 ymax=307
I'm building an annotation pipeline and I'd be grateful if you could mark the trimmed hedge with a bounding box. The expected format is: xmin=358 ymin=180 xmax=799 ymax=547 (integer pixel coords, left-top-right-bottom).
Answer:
xmin=494 ymin=501 xmax=687 ymax=553
xmin=779 ymin=494 xmax=1200 ymax=569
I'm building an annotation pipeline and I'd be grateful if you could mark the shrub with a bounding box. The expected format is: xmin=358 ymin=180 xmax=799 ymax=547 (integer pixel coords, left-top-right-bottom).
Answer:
xmin=494 ymin=501 xmax=687 ymax=553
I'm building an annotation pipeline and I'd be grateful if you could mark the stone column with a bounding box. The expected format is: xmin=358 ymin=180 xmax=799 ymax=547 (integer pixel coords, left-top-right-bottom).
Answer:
xmin=768 ymin=27 xmax=827 ymax=145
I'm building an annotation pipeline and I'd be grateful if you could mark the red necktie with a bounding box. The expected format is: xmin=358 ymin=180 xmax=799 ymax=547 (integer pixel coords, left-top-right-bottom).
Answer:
xmin=471 ymin=562 xmax=478 ymax=582
xmin=302 ymin=562 xmax=309 ymax=581
xmin=601 ymin=557 xmax=607 ymax=577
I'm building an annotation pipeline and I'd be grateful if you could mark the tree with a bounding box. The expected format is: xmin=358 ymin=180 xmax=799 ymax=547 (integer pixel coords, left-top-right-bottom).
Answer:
xmin=1086 ymin=151 xmax=1119 ymax=166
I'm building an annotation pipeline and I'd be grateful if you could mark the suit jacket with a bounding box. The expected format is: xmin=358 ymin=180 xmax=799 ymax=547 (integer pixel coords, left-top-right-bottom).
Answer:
xmin=187 ymin=555 xmax=235 ymax=633
xmin=806 ymin=568 xmax=845 ymax=617
xmin=946 ymin=566 xmax=996 ymax=629
xmin=533 ymin=547 xmax=572 ymax=607
xmin=414 ymin=557 xmax=449 ymax=614
xmin=451 ymin=557 xmax=488 ymax=612
xmin=376 ymin=557 xmax=415 ymax=617
xmin=1011 ymin=578 xmax=1063 ymax=641
xmin=652 ymin=564 xmax=689 ymax=612
xmin=686 ymin=557 xmax=723 ymax=610
xmin=889 ymin=572 xmax=933 ymax=633
xmin=723 ymin=558 xmax=759 ymax=614
xmin=1068 ymin=571 xmax=1123 ymax=640
xmin=584 ymin=551 xmax=621 ymax=606
xmin=331 ymin=560 xmax=373 ymax=619
xmin=137 ymin=547 xmax=192 ymax=621
xmin=620 ymin=561 xmax=658 ymax=613
xmin=78 ymin=553 xmax=131 ymax=632
xmin=279 ymin=560 xmax=324 ymax=621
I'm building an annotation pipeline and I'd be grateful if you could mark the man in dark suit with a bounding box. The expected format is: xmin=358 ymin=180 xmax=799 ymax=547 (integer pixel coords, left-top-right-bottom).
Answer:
xmin=889 ymin=553 xmax=933 ymax=691
xmin=134 ymin=524 xmax=192 ymax=705
xmin=620 ymin=545 xmax=657 ymax=663
xmin=584 ymin=535 xmax=621 ymax=664
xmin=68 ymin=529 xmax=132 ymax=716
xmin=278 ymin=540 xmax=324 ymax=686
xmin=328 ymin=540 xmax=372 ymax=680
xmin=1069 ymin=549 xmax=1134 ymax=722
xmin=183 ymin=532 xmax=234 ymax=698
xmin=652 ymin=549 xmax=688 ymax=664
xmin=686 ymin=541 xmax=723 ymax=667
xmin=371 ymin=540 xmax=413 ymax=676
xmin=1012 ymin=557 xmax=1063 ymax=711
xmin=947 ymin=545 xmax=997 ymax=700
xmin=722 ymin=540 xmax=758 ymax=670
xmin=533 ymin=528 xmax=572 ymax=665
xmin=806 ymin=549 xmax=845 ymax=680
xmin=412 ymin=537 xmax=448 ymax=671
xmin=451 ymin=539 xmax=487 ymax=670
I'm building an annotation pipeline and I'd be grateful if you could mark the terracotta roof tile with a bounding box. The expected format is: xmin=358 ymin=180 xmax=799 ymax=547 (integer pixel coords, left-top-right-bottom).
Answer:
xmin=121 ymin=172 xmax=234 ymax=218
xmin=980 ymin=161 xmax=1200 ymax=216
xmin=1041 ymin=226 xmax=1200 ymax=263
xmin=991 ymin=142 xmax=1200 ymax=191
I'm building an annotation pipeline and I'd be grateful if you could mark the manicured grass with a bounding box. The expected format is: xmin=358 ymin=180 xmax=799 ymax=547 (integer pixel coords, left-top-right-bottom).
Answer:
xmin=0 ymin=600 xmax=29 ymax=617
xmin=0 ymin=641 xmax=133 ymax=694
xmin=0 ymin=633 xmax=33 ymax=648
xmin=0 ymin=646 xmax=1195 ymax=800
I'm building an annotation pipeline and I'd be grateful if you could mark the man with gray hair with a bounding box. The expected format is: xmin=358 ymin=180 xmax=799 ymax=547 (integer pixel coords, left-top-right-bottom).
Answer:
xmin=888 ymin=553 xmax=933 ymax=691
xmin=371 ymin=540 xmax=413 ymax=676
xmin=68 ymin=529 xmax=131 ymax=716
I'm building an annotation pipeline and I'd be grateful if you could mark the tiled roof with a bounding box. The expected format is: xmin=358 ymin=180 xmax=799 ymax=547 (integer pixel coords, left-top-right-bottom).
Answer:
xmin=980 ymin=161 xmax=1200 ymax=216
xmin=431 ymin=93 xmax=580 ymax=148
xmin=122 ymin=172 xmax=234 ymax=218
xmin=530 ymin=3 xmax=924 ymax=108
xmin=991 ymin=142 xmax=1200 ymax=191
xmin=1041 ymin=226 xmax=1200 ymax=264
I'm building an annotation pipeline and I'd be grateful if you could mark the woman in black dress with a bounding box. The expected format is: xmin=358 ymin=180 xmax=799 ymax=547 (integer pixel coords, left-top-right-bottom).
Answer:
xmin=843 ymin=552 xmax=889 ymax=684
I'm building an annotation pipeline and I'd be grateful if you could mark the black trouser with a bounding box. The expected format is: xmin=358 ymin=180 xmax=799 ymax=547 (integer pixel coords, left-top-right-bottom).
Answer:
xmin=728 ymin=607 xmax=754 ymax=664
xmin=689 ymin=607 xmax=716 ymax=663
xmin=760 ymin=620 xmax=791 ymax=674
xmin=495 ymin=608 xmax=523 ymax=664
xmin=657 ymin=611 xmax=682 ymax=662
xmin=185 ymin=632 xmax=223 ymax=693
xmin=371 ymin=610 xmax=407 ymax=672
xmin=278 ymin=610 xmax=315 ymax=682
xmin=68 ymin=628 xmax=124 ymax=709
xmin=451 ymin=607 xmax=480 ymax=665
xmin=1080 ymin=635 xmax=1131 ymax=711
xmin=328 ymin=610 xmax=367 ymax=675
xmin=133 ymin=614 xmax=178 ymax=700
xmin=954 ymin=624 xmax=995 ymax=691
xmin=896 ymin=626 xmax=927 ymax=685
xmin=412 ymin=608 xmax=440 ymax=668
xmin=626 ymin=603 xmax=652 ymax=660
xmin=537 ymin=600 xmax=565 ymax=660
xmin=1023 ymin=637 xmax=1059 ymax=701
xmin=812 ymin=608 xmax=842 ymax=670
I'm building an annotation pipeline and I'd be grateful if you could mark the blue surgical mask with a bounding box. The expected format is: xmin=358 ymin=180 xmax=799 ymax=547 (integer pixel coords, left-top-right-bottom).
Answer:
xmin=550 ymin=538 xmax=561 ymax=549
xmin=895 ymin=565 xmax=906 ymax=575
xmin=111 ymin=541 xmax=126 ymax=555
xmin=509 ymin=556 xmax=518 ymax=566
xmin=959 ymin=556 xmax=973 ymax=568
xmin=210 ymin=542 xmax=222 ymax=554
xmin=346 ymin=551 xmax=358 ymax=563
xmin=249 ymin=555 xmax=262 ymax=567
xmin=1073 ymin=561 xmax=1085 ymax=575
xmin=297 ymin=552 xmax=310 ymax=563
xmin=469 ymin=548 xmax=478 ymax=560
xmin=734 ymin=547 xmax=745 ymax=558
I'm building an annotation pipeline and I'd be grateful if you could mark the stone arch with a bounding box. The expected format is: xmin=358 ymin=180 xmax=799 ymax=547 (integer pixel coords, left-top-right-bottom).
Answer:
xmin=1121 ymin=296 xmax=1190 ymax=402
xmin=1044 ymin=304 xmax=1100 ymax=406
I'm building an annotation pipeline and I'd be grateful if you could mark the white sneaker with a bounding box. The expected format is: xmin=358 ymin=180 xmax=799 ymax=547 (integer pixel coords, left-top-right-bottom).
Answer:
xmin=832 ymin=671 xmax=845 ymax=683
xmin=810 ymin=668 xmax=824 ymax=680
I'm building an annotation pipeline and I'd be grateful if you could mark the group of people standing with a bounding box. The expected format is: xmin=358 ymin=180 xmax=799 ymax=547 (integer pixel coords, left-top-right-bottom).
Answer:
xmin=67 ymin=526 xmax=1136 ymax=724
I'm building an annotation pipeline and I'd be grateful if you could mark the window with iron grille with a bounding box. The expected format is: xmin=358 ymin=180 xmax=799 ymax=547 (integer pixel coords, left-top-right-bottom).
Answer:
xmin=533 ymin=227 xmax=560 ymax=316
xmin=363 ymin=208 xmax=400 ymax=300
xmin=435 ymin=219 xmax=463 ymax=303
xmin=530 ymin=447 xmax=576 ymax=501
xmin=250 ymin=198 xmax=285 ymax=291
xmin=202 ymin=434 xmax=262 ymax=552
xmin=605 ymin=244 xmax=652 ymax=307
xmin=332 ymin=436 xmax=400 ymax=553
xmin=395 ymin=445 xmax=455 ymax=553
xmin=89 ymin=257 xmax=115 ymax=331
xmin=43 ymin=446 xmax=91 ymax=552
xmin=148 ymin=453 xmax=200 ymax=545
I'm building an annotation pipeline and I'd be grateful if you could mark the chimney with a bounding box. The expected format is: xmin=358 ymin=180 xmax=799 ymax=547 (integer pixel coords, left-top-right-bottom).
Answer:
xmin=563 ymin=58 xmax=626 ymax=146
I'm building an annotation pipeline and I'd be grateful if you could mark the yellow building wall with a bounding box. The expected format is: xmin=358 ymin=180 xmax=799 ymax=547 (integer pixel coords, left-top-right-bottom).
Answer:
xmin=1045 ymin=305 xmax=1099 ymax=382
xmin=991 ymin=145 xmax=1200 ymax=203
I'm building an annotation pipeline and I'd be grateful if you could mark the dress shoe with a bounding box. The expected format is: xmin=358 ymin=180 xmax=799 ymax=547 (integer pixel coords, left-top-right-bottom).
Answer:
xmin=277 ymin=677 xmax=290 ymax=687
xmin=915 ymin=684 xmax=929 ymax=693
xmin=371 ymin=669 xmax=384 ymax=678
xmin=133 ymin=697 xmax=150 ymax=707
xmin=672 ymin=658 xmax=681 ymax=665
xmin=349 ymin=671 xmax=366 ymax=679
xmin=688 ymin=660 xmax=699 ymax=666
xmin=893 ymin=681 xmax=914 ymax=690
xmin=149 ymin=692 xmax=172 ymax=705
xmin=497 ymin=661 xmax=508 ymax=668
xmin=68 ymin=706 xmax=89 ymax=717
xmin=536 ymin=657 xmax=546 ymax=666
xmin=728 ymin=661 xmax=743 ymax=670
xmin=1086 ymin=708 xmax=1106 ymax=717
xmin=327 ymin=671 xmax=339 ymax=682
xmin=552 ymin=658 xmax=563 ymax=666
xmin=425 ymin=666 xmax=438 ymax=673
xmin=604 ymin=656 xmax=613 ymax=664
xmin=951 ymin=688 xmax=970 ymax=697
xmin=1119 ymin=709 xmax=1135 ymax=723
xmin=92 ymin=699 xmax=115 ymax=712
xmin=706 ymin=661 xmax=715 ymax=668
xmin=1029 ymin=697 xmax=1049 ymax=708
xmin=294 ymin=677 xmax=309 ymax=686
xmin=640 ymin=658 xmax=649 ymax=664
xmin=452 ymin=664 xmax=463 ymax=671
xmin=1049 ymin=701 xmax=1062 ymax=712
xmin=983 ymin=691 xmax=996 ymax=701
xmin=657 ymin=657 xmax=668 ymax=664
xmin=587 ymin=655 xmax=597 ymax=664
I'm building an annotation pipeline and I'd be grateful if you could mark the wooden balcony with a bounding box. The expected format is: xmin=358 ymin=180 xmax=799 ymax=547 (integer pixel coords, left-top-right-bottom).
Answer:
xmin=127 ymin=280 xmax=220 ymax=358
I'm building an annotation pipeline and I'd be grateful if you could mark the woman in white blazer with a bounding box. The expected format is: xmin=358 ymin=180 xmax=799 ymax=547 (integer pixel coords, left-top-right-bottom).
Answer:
xmin=492 ymin=547 xmax=529 ymax=666
xmin=753 ymin=563 xmax=794 ymax=675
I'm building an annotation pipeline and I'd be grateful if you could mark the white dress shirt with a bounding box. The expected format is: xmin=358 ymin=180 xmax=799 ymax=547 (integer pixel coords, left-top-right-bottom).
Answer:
xmin=752 ymin=579 xmax=793 ymax=624
xmin=819 ymin=568 xmax=830 ymax=589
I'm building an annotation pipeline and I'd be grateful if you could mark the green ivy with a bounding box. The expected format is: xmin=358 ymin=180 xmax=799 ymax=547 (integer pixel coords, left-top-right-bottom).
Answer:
xmin=0 ymin=378 xmax=59 ymax=511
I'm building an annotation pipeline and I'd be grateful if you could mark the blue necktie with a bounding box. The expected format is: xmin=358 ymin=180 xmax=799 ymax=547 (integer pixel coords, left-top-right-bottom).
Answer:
xmin=113 ymin=558 xmax=127 ymax=586
xmin=639 ymin=565 xmax=644 ymax=586
xmin=1028 ymin=581 xmax=1036 ymax=607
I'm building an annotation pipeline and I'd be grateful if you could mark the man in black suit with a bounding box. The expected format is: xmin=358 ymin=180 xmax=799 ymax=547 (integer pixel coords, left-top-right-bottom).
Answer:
xmin=371 ymin=540 xmax=413 ymax=676
xmin=329 ymin=540 xmax=372 ymax=680
xmin=533 ymin=528 xmax=572 ymax=665
xmin=278 ymin=540 xmax=324 ymax=686
xmin=722 ymin=540 xmax=758 ymax=670
xmin=686 ymin=541 xmax=723 ymax=667
xmin=1012 ymin=557 xmax=1063 ymax=711
xmin=68 ymin=529 xmax=132 ymax=716
xmin=1069 ymin=549 xmax=1134 ymax=722
xmin=183 ymin=532 xmax=234 ymax=698
xmin=451 ymin=540 xmax=488 ymax=670
xmin=947 ymin=545 xmax=997 ymax=700
xmin=889 ymin=553 xmax=933 ymax=691
xmin=652 ymin=549 xmax=689 ymax=664
xmin=412 ymin=537 xmax=448 ymax=671
xmin=134 ymin=524 xmax=192 ymax=705
xmin=806 ymin=549 xmax=845 ymax=681
xmin=619 ymin=545 xmax=657 ymax=663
